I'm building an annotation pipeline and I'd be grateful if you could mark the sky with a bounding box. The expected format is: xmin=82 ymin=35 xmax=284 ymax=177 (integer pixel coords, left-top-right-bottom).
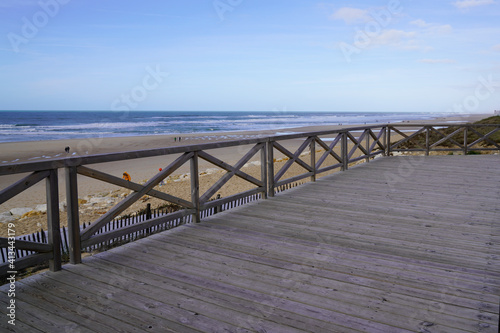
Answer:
xmin=0 ymin=0 xmax=499 ymax=113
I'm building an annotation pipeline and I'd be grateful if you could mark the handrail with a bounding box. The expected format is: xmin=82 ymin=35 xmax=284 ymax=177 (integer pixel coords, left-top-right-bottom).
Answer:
xmin=0 ymin=124 xmax=385 ymax=176
xmin=1 ymin=122 xmax=499 ymax=276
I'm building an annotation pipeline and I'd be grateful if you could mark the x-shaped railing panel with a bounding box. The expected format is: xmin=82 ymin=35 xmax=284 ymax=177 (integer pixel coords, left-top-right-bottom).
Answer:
xmin=369 ymin=128 xmax=386 ymax=153
xmin=198 ymin=143 xmax=265 ymax=204
xmin=77 ymin=166 xmax=194 ymax=208
xmin=81 ymin=152 xmax=194 ymax=241
xmin=347 ymin=131 xmax=369 ymax=160
xmin=429 ymin=126 xmax=465 ymax=149
xmin=467 ymin=126 xmax=500 ymax=149
xmin=315 ymin=134 xmax=343 ymax=171
xmin=273 ymin=137 xmax=314 ymax=184
xmin=390 ymin=127 xmax=427 ymax=151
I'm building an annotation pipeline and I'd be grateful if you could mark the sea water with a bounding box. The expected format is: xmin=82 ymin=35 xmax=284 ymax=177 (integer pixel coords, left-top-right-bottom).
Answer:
xmin=0 ymin=110 xmax=446 ymax=143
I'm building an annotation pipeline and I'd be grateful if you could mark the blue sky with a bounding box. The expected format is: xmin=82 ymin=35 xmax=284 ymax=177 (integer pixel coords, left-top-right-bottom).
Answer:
xmin=0 ymin=0 xmax=499 ymax=113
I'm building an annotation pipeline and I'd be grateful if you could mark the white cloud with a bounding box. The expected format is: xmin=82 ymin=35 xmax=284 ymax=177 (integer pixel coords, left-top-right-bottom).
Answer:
xmin=370 ymin=29 xmax=417 ymax=46
xmin=418 ymin=59 xmax=456 ymax=64
xmin=453 ymin=0 xmax=496 ymax=9
xmin=410 ymin=19 xmax=452 ymax=35
xmin=410 ymin=19 xmax=431 ymax=28
xmin=429 ymin=24 xmax=453 ymax=34
xmin=331 ymin=7 xmax=371 ymax=24
xmin=493 ymin=44 xmax=500 ymax=51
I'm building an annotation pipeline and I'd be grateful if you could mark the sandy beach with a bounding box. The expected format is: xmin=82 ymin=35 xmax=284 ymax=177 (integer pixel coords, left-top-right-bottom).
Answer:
xmin=0 ymin=112 xmax=491 ymax=237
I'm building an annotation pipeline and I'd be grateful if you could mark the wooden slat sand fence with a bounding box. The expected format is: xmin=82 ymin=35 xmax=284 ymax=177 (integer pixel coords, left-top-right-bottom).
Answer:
xmin=1 ymin=122 xmax=499 ymax=277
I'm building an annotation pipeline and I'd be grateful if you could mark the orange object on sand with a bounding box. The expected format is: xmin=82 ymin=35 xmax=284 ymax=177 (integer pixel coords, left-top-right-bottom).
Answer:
xmin=122 ymin=172 xmax=131 ymax=181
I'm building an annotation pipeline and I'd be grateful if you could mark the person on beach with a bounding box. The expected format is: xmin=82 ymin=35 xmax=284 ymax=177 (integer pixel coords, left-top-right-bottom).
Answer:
xmin=122 ymin=172 xmax=131 ymax=181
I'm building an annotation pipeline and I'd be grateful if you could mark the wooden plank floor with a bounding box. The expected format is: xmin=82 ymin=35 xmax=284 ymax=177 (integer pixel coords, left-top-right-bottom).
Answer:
xmin=1 ymin=155 xmax=499 ymax=332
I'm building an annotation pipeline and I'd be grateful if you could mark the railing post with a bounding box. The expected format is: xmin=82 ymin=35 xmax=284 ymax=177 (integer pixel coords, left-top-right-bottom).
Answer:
xmin=382 ymin=126 xmax=387 ymax=156
xmin=342 ymin=131 xmax=348 ymax=171
xmin=267 ymin=141 xmax=275 ymax=197
xmin=365 ymin=129 xmax=370 ymax=163
xmin=46 ymin=169 xmax=61 ymax=272
xmin=190 ymin=152 xmax=201 ymax=223
xmin=464 ymin=125 xmax=469 ymax=155
xmin=310 ymin=137 xmax=316 ymax=182
xmin=425 ymin=126 xmax=430 ymax=156
xmin=386 ymin=126 xmax=391 ymax=156
xmin=260 ymin=142 xmax=268 ymax=199
xmin=65 ymin=166 xmax=81 ymax=265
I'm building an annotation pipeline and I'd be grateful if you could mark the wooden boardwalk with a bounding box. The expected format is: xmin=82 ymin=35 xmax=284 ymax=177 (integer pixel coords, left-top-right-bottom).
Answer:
xmin=1 ymin=155 xmax=499 ymax=332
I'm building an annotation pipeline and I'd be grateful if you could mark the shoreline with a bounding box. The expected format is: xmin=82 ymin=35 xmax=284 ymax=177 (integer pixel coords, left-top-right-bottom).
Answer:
xmin=0 ymin=112 xmax=492 ymax=235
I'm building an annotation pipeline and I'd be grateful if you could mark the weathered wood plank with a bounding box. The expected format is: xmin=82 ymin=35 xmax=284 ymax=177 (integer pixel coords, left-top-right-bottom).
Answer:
xmin=112 ymin=233 xmax=495 ymax=332
xmin=34 ymin=271 xmax=199 ymax=332
xmin=93 ymin=243 xmax=412 ymax=332
xmin=1 ymin=155 xmax=499 ymax=332
xmin=180 ymin=221 xmax=499 ymax=287
xmin=84 ymin=257 xmax=335 ymax=333
xmin=171 ymin=222 xmax=500 ymax=302
xmin=139 ymin=233 xmax=498 ymax=330
xmin=67 ymin=254 xmax=309 ymax=333
xmin=15 ymin=279 xmax=141 ymax=332
xmin=0 ymin=291 xmax=95 ymax=332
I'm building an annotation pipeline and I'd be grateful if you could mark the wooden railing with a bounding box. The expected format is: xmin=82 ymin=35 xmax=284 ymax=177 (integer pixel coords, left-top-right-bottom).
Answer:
xmin=388 ymin=123 xmax=500 ymax=155
xmin=1 ymin=122 xmax=498 ymax=276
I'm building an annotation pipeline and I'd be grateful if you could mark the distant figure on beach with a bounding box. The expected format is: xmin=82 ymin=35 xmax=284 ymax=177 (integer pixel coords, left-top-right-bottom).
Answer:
xmin=179 ymin=137 xmax=181 ymax=142
xmin=65 ymin=146 xmax=70 ymax=153
xmin=174 ymin=137 xmax=177 ymax=142
xmin=122 ymin=172 xmax=131 ymax=181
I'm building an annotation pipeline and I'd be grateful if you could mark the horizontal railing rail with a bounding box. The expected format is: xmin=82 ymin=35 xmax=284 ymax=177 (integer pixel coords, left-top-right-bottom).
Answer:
xmin=1 ymin=122 xmax=499 ymax=276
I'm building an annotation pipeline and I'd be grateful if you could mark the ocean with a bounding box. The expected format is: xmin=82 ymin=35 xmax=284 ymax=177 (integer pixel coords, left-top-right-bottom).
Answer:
xmin=0 ymin=111 xmax=445 ymax=143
